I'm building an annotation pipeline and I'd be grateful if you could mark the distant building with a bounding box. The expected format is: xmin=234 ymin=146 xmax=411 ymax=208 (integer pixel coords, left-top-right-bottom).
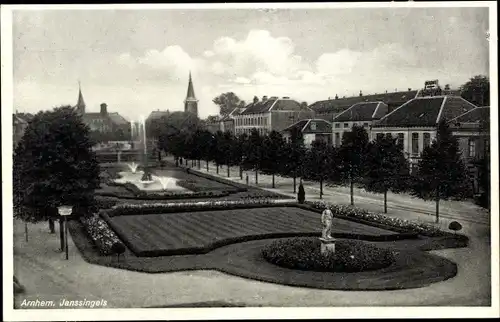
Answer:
xmin=146 ymin=110 xmax=171 ymax=125
xmin=206 ymin=108 xmax=244 ymax=134
xmin=371 ymin=95 xmax=479 ymax=170
xmin=310 ymin=89 xmax=419 ymax=121
xmin=233 ymin=96 xmax=314 ymax=136
xmin=282 ymin=119 xmax=332 ymax=147
xmin=331 ymin=101 xmax=389 ymax=147
xmin=74 ymin=84 xmax=129 ymax=141
xmin=184 ymin=72 xmax=198 ymax=117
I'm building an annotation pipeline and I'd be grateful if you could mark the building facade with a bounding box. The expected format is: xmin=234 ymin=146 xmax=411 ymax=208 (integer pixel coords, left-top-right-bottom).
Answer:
xmin=371 ymin=95 xmax=479 ymax=170
xmin=331 ymin=101 xmax=389 ymax=147
xmin=282 ymin=119 xmax=332 ymax=147
xmin=233 ymin=96 xmax=314 ymax=136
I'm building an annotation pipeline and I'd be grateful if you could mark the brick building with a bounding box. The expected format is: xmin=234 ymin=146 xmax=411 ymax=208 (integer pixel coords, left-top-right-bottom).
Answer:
xmin=233 ymin=96 xmax=314 ymax=136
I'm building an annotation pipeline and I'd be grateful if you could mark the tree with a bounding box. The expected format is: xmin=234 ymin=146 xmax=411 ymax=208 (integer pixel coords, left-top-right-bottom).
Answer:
xmin=212 ymin=92 xmax=245 ymax=117
xmin=303 ymin=140 xmax=334 ymax=199
xmin=411 ymin=120 xmax=472 ymax=222
xmin=300 ymin=102 xmax=308 ymax=109
xmin=281 ymin=127 xmax=306 ymax=193
xmin=337 ymin=125 xmax=370 ymax=205
xmin=363 ymin=134 xmax=410 ymax=213
xmin=13 ymin=106 xmax=100 ymax=249
xmin=212 ymin=131 xmax=226 ymax=174
xmin=261 ymin=131 xmax=285 ymax=188
xmin=460 ymin=75 xmax=490 ymax=107
xmin=222 ymin=131 xmax=238 ymax=177
xmin=244 ymin=129 xmax=264 ymax=185
xmin=236 ymin=133 xmax=249 ymax=179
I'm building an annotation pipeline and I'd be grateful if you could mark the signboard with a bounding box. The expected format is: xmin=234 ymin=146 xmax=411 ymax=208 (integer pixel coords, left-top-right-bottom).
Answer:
xmin=424 ymin=80 xmax=439 ymax=89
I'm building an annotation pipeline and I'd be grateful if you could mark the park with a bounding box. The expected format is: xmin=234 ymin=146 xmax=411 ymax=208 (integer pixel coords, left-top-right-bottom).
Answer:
xmin=12 ymin=105 xmax=491 ymax=308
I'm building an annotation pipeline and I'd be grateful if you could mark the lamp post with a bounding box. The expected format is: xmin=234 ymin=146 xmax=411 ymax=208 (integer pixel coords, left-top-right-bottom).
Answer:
xmin=57 ymin=206 xmax=73 ymax=260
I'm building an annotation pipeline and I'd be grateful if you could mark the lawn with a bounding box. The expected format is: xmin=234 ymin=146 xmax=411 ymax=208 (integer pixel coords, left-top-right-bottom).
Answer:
xmin=106 ymin=207 xmax=402 ymax=257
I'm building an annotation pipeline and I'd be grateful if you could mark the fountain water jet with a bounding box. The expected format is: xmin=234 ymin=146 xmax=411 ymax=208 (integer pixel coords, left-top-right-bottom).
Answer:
xmin=127 ymin=162 xmax=139 ymax=174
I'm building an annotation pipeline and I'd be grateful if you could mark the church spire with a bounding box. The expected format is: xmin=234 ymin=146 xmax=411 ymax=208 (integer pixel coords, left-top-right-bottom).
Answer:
xmin=76 ymin=81 xmax=86 ymax=114
xmin=185 ymin=71 xmax=197 ymax=100
xmin=184 ymin=72 xmax=198 ymax=116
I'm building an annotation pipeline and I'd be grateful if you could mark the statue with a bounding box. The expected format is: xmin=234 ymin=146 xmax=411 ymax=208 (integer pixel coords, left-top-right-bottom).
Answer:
xmin=321 ymin=206 xmax=334 ymax=240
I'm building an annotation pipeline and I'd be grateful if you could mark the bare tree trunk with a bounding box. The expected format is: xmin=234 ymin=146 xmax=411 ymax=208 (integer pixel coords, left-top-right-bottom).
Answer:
xmin=216 ymin=164 xmax=219 ymax=174
xmin=227 ymin=165 xmax=230 ymax=177
xmin=239 ymin=166 xmax=243 ymax=180
xmin=435 ymin=189 xmax=440 ymax=223
xmin=293 ymin=175 xmax=296 ymax=193
xmin=197 ymin=160 xmax=200 ymax=169
xmin=255 ymin=170 xmax=258 ymax=185
xmin=49 ymin=219 xmax=55 ymax=234
xmin=350 ymin=178 xmax=354 ymax=206
xmin=272 ymin=174 xmax=275 ymax=188
xmin=59 ymin=218 xmax=65 ymax=252
xmin=384 ymin=190 xmax=388 ymax=213
xmin=206 ymin=160 xmax=209 ymax=171
xmin=25 ymin=222 xmax=28 ymax=242
xmin=320 ymin=177 xmax=323 ymax=199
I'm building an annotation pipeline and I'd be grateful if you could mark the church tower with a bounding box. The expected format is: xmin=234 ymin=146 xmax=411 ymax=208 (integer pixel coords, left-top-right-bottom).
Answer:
xmin=184 ymin=72 xmax=198 ymax=117
xmin=75 ymin=81 xmax=86 ymax=115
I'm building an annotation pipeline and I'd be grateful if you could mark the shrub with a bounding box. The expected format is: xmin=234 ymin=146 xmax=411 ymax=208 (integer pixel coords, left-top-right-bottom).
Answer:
xmin=80 ymin=214 xmax=125 ymax=255
xmin=298 ymin=184 xmax=305 ymax=204
xmin=262 ymin=237 xmax=395 ymax=272
xmin=448 ymin=221 xmax=463 ymax=233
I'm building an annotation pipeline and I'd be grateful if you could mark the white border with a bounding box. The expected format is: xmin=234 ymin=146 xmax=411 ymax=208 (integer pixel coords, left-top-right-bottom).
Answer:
xmin=2 ymin=2 xmax=499 ymax=321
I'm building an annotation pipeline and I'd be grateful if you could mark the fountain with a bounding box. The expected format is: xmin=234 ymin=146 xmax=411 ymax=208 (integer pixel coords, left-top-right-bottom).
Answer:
xmin=115 ymin=116 xmax=184 ymax=192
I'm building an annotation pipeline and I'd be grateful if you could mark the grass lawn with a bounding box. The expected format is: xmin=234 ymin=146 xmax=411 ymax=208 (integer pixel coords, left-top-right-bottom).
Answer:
xmin=106 ymin=207 xmax=403 ymax=256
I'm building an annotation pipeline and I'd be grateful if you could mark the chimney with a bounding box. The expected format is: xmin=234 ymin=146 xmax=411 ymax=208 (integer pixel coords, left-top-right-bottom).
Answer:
xmin=335 ymin=94 xmax=339 ymax=100
xmin=282 ymin=96 xmax=290 ymax=99
xmin=253 ymin=96 xmax=259 ymax=104
xmin=408 ymin=88 xmax=412 ymax=91
xmin=100 ymin=103 xmax=108 ymax=116
xmin=359 ymin=90 xmax=363 ymax=97
xmin=262 ymin=95 xmax=268 ymax=101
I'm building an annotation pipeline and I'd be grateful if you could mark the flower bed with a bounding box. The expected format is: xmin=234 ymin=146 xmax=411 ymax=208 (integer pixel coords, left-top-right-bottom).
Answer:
xmin=103 ymin=199 xmax=296 ymax=217
xmin=305 ymin=201 xmax=463 ymax=238
xmin=80 ymin=214 xmax=126 ymax=255
xmin=262 ymin=237 xmax=395 ymax=272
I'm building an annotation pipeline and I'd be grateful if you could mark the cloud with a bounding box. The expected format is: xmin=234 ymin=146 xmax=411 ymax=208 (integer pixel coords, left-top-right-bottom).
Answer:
xmin=114 ymin=29 xmax=477 ymax=118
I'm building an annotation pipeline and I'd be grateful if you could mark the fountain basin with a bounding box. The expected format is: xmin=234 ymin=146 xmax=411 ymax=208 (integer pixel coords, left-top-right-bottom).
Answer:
xmin=115 ymin=171 xmax=186 ymax=192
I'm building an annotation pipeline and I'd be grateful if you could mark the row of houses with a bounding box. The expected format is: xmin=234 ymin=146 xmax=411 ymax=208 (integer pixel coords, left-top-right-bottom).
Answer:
xmin=204 ymin=90 xmax=490 ymax=178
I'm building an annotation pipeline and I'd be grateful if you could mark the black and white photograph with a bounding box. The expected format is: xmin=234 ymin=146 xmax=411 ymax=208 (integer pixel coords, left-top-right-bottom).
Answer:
xmin=2 ymin=2 xmax=498 ymax=320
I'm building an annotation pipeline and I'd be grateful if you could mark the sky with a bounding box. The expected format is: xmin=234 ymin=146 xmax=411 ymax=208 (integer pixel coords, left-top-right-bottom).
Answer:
xmin=12 ymin=6 xmax=490 ymax=120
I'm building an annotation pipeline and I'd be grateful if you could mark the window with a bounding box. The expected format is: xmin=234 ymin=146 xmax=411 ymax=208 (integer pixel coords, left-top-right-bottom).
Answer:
xmin=423 ymin=133 xmax=431 ymax=149
xmin=412 ymin=133 xmax=419 ymax=154
xmin=335 ymin=123 xmax=340 ymax=128
xmin=344 ymin=123 xmax=349 ymax=128
xmin=376 ymin=133 xmax=384 ymax=140
xmin=310 ymin=122 xmax=316 ymax=131
xmin=397 ymin=133 xmax=404 ymax=146
xmin=468 ymin=139 xmax=476 ymax=158
xmin=335 ymin=133 xmax=340 ymax=147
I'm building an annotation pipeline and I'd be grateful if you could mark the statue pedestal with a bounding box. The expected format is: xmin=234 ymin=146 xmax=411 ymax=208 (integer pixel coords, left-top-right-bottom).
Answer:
xmin=319 ymin=237 xmax=336 ymax=255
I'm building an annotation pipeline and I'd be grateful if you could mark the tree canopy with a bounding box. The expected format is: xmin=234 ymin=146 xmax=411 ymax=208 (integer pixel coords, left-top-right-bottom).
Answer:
xmin=212 ymin=92 xmax=245 ymax=117
xmin=460 ymin=75 xmax=490 ymax=107
xmin=13 ymin=106 xmax=101 ymax=222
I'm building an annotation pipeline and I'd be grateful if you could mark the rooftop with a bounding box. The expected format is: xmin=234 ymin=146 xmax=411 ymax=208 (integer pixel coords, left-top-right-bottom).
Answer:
xmin=310 ymin=90 xmax=419 ymax=114
xmin=240 ymin=97 xmax=303 ymax=115
xmin=373 ymin=95 xmax=478 ymax=128
xmin=333 ymin=101 xmax=388 ymax=122
xmin=282 ymin=118 xmax=332 ymax=134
